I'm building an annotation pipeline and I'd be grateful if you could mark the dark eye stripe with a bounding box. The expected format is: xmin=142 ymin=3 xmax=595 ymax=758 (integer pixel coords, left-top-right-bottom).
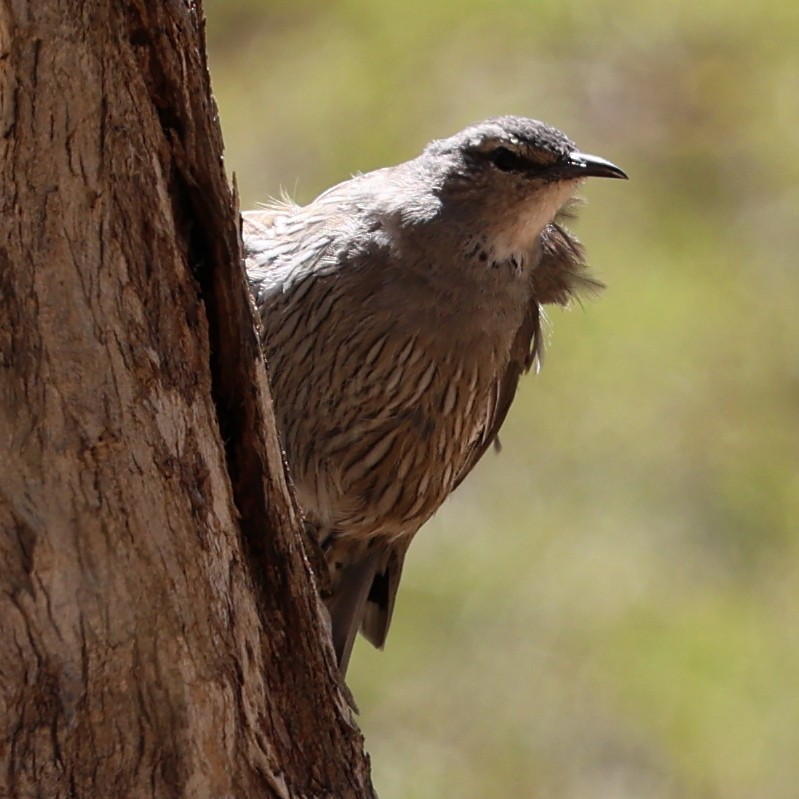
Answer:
xmin=488 ymin=146 xmax=538 ymax=173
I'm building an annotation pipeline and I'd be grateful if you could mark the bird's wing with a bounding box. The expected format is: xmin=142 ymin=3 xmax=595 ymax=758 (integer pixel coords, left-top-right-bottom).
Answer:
xmin=243 ymin=200 xmax=347 ymax=286
xmin=452 ymin=297 xmax=541 ymax=491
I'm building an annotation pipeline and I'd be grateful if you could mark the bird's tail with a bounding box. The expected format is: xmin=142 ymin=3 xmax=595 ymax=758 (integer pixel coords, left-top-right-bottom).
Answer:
xmin=325 ymin=542 xmax=408 ymax=675
xmin=326 ymin=552 xmax=380 ymax=676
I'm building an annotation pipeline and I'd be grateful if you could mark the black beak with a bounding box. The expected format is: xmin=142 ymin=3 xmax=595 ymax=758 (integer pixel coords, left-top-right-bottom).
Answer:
xmin=563 ymin=152 xmax=628 ymax=180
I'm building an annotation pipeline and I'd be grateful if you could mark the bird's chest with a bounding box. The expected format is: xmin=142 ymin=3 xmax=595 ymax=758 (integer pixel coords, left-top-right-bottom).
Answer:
xmin=382 ymin=236 xmax=534 ymax=342
xmin=301 ymin=330 xmax=504 ymax=537
xmin=275 ymin=251 xmax=532 ymax=538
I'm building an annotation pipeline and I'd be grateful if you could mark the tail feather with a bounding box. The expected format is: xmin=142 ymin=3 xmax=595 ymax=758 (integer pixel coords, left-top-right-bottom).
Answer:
xmin=326 ymin=552 xmax=380 ymax=675
xmin=360 ymin=545 xmax=408 ymax=650
xmin=325 ymin=543 xmax=409 ymax=673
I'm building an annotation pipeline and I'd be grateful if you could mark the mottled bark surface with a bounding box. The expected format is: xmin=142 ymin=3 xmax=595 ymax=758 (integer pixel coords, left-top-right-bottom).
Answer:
xmin=0 ymin=2 xmax=374 ymax=797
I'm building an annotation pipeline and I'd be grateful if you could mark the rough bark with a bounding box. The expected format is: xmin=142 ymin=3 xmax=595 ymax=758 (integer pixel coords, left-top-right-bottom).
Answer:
xmin=0 ymin=2 xmax=375 ymax=797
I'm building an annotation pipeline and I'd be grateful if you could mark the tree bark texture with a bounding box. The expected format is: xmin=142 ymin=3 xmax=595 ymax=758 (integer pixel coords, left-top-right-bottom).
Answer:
xmin=0 ymin=2 xmax=375 ymax=797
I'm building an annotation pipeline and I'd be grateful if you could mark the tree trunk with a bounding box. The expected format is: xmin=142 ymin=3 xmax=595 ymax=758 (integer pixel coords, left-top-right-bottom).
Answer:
xmin=0 ymin=2 xmax=375 ymax=797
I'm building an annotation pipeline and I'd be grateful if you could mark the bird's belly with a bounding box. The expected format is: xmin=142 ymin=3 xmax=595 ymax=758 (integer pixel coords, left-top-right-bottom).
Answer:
xmin=264 ymin=276 xmax=514 ymax=545
xmin=294 ymin=401 xmax=476 ymax=542
xmin=286 ymin=347 xmax=495 ymax=544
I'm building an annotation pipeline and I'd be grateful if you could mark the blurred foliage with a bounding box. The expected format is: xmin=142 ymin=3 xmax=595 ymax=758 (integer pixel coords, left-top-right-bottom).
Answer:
xmin=204 ymin=1 xmax=799 ymax=796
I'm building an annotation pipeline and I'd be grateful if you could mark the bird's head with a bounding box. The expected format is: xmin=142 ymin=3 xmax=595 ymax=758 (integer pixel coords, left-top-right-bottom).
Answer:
xmin=421 ymin=116 xmax=627 ymax=261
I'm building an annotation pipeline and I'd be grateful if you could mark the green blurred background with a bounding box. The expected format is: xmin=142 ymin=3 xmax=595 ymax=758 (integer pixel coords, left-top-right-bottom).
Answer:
xmin=204 ymin=1 xmax=799 ymax=796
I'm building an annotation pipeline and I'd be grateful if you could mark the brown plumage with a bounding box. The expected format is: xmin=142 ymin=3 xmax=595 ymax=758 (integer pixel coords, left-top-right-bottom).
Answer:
xmin=244 ymin=116 xmax=626 ymax=673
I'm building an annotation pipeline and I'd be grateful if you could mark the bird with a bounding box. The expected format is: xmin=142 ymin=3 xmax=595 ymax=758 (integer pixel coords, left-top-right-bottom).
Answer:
xmin=243 ymin=116 xmax=626 ymax=674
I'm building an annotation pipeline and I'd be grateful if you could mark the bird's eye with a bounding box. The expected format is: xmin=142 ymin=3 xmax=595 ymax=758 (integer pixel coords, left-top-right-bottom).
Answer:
xmin=488 ymin=146 xmax=532 ymax=173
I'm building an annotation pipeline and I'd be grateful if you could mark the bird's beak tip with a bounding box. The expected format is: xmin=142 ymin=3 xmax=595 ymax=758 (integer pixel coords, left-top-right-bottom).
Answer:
xmin=568 ymin=152 xmax=628 ymax=180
